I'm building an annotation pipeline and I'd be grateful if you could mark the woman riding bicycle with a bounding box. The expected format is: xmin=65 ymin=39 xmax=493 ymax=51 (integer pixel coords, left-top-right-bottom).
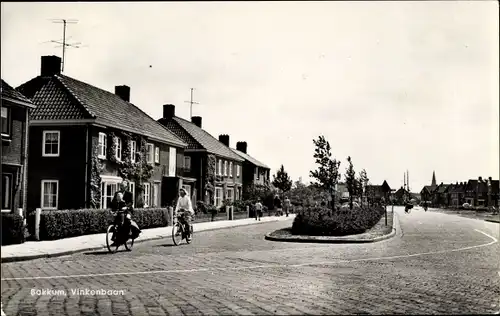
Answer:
xmin=174 ymin=188 xmax=195 ymax=242
xmin=110 ymin=191 xmax=141 ymax=247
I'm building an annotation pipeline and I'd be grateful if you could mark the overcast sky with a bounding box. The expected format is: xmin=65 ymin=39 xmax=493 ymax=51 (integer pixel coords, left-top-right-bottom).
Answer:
xmin=1 ymin=1 xmax=498 ymax=191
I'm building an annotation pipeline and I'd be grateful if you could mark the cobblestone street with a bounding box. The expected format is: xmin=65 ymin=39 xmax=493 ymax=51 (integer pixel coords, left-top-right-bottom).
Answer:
xmin=2 ymin=206 xmax=499 ymax=315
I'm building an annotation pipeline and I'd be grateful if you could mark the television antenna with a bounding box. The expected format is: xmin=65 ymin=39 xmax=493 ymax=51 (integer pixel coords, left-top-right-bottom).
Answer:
xmin=184 ymin=88 xmax=199 ymax=119
xmin=48 ymin=19 xmax=82 ymax=73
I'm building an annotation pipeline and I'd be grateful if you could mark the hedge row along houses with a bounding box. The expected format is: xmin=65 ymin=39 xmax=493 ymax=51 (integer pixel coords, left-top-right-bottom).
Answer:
xmin=420 ymin=172 xmax=499 ymax=208
xmin=1 ymin=55 xmax=270 ymax=215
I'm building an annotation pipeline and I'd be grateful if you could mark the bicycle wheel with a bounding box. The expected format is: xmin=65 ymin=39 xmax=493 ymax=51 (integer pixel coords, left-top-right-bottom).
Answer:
xmin=124 ymin=236 xmax=134 ymax=251
xmin=106 ymin=225 xmax=119 ymax=253
xmin=172 ymin=223 xmax=183 ymax=246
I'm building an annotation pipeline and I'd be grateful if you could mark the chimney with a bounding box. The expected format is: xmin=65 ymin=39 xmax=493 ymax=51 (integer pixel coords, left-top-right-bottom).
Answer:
xmin=115 ymin=85 xmax=130 ymax=102
xmin=191 ymin=116 xmax=202 ymax=128
xmin=163 ymin=104 xmax=175 ymax=119
xmin=236 ymin=141 xmax=247 ymax=153
xmin=41 ymin=55 xmax=61 ymax=77
xmin=218 ymin=134 xmax=229 ymax=147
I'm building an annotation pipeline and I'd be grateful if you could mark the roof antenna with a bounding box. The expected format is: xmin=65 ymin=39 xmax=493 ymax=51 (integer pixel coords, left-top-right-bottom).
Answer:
xmin=184 ymin=88 xmax=199 ymax=119
xmin=49 ymin=19 xmax=82 ymax=73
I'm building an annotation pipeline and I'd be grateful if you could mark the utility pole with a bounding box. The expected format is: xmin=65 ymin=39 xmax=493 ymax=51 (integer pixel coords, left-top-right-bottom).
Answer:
xmin=184 ymin=88 xmax=199 ymax=119
xmin=50 ymin=19 xmax=80 ymax=73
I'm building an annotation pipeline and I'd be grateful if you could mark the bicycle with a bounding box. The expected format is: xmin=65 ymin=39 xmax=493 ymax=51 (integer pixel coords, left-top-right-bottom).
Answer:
xmin=106 ymin=209 xmax=135 ymax=253
xmin=172 ymin=212 xmax=194 ymax=246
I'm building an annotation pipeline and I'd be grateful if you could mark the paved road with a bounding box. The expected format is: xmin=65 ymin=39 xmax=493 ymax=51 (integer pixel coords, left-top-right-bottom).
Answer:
xmin=2 ymin=207 xmax=499 ymax=315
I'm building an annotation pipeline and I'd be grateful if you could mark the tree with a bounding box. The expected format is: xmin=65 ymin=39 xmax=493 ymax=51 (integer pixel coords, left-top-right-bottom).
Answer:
xmin=345 ymin=156 xmax=357 ymax=209
xmin=309 ymin=135 xmax=341 ymax=209
xmin=272 ymin=165 xmax=292 ymax=198
xmin=358 ymin=169 xmax=369 ymax=204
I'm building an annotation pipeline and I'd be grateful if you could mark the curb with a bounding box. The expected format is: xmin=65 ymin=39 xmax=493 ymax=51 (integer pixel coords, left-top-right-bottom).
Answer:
xmin=264 ymin=210 xmax=396 ymax=244
xmin=485 ymin=219 xmax=500 ymax=224
xmin=1 ymin=217 xmax=293 ymax=263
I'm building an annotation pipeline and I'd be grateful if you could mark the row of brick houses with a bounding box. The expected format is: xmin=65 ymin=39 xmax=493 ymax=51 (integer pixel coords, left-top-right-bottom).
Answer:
xmin=1 ymin=55 xmax=271 ymax=216
xmin=420 ymin=172 xmax=499 ymax=208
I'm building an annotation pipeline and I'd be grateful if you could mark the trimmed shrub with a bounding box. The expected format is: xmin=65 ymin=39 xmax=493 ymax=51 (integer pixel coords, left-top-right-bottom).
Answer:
xmin=38 ymin=208 xmax=168 ymax=241
xmin=291 ymin=205 xmax=385 ymax=236
xmin=1 ymin=213 xmax=26 ymax=245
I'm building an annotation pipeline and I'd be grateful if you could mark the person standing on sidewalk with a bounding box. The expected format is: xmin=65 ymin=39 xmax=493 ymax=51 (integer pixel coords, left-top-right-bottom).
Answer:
xmin=283 ymin=196 xmax=291 ymax=217
xmin=255 ymin=199 xmax=263 ymax=221
xmin=274 ymin=194 xmax=282 ymax=216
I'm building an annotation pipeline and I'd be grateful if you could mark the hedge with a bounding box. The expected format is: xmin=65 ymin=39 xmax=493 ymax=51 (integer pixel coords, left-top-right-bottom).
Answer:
xmin=291 ymin=205 xmax=385 ymax=236
xmin=37 ymin=208 xmax=169 ymax=241
xmin=1 ymin=213 xmax=26 ymax=245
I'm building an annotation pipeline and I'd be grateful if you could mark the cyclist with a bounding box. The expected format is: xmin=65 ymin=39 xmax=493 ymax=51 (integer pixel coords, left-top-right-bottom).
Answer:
xmin=110 ymin=192 xmax=131 ymax=247
xmin=174 ymin=188 xmax=195 ymax=242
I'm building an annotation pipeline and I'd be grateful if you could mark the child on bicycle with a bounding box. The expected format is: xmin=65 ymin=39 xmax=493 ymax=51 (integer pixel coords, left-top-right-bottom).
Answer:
xmin=174 ymin=188 xmax=195 ymax=241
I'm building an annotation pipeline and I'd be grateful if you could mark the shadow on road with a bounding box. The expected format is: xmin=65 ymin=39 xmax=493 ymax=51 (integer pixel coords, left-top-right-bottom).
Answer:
xmin=84 ymin=250 xmax=120 ymax=256
xmin=153 ymin=244 xmax=176 ymax=248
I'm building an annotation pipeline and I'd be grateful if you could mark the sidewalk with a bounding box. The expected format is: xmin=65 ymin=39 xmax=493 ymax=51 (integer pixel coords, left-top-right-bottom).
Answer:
xmin=1 ymin=215 xmax=295 ymax=263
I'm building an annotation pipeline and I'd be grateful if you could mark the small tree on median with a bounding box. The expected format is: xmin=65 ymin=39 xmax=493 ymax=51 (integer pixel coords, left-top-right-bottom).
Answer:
xmin=345 ymin=156 xmax=357 ymax=210
xmin=272 ymin=165 xmax=292 ymax=199
xmin=309 ymin=135 xmax=341 ymax=210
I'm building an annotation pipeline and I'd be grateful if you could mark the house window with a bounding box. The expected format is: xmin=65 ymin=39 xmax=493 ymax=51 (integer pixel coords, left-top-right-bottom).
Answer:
xmin=130 ymin=140 xmax=136 ymax=163
xmin=155 ymin=147 xmax=160 ymax=164
xmin=143 ymin=183 xmax=151 ymax=207
xmin=42 ymin=131 xmax=60 ymax=157
xmin=256 ymin=167 xmax=260 ymax=180
xmin=227 ymin=188 xmax=234 ymax=202
xmin=215 ymin=187 xmax=223 ymax=207
xmin=238 ymin=187 xmax=242 ymax=201
xmin=98 ymin=133 xmax=107 ymax=159
xmin=2 ymin=174 xmax=13 ymax=211
xmin=41 ymin=180 xmax=58 ymax=209
xmin=1 ymin=107 xmax=10 ymax=137
xmin=146 ymin=143 xmax=154 ymax=164
xmin=152 ymin=183 xmax=160 ymax=207
xmin=100 ymin=182 xmax=118 ymax=209
xmin=168 ymin=147 xmax=176 ymax=176
xmin=184 ymin=156 xmax=191 ymax=171
xmin=224 ymin=161 xmax=228 ymax=176
xmin=115 ymin=137 xmax=122 ymax=161
xmin=229 ymin=162 xmax=233 ymax=177
xmin=236 ymin=165 xmax=240 ymax=177
xmin=129 ymin=182 xmax=136 ymax=207
xmin=217 ymin=160 xmax=222 ymax=176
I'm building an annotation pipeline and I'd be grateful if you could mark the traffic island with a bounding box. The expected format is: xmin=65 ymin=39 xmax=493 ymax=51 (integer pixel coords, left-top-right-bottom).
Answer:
xmin=265 ymin=207 xmax=396 ymax=244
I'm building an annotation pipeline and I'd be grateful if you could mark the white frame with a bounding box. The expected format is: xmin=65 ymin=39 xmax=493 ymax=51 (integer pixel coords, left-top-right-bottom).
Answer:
xmin=41 ymin=180 xmax=59 ymax=210
xmin=215 ymin=187 xmax=223 ymax=207
xmin=130 ymin=140 xmax=136 ymax=163
xmin=98 ymin=132 xmax=107 ymax=159
xmin=129 ymin=181 xmax=136 ymax=207
xmin=143 ymin=183 xmax=151 ymax=207
xmin=115 ymin=137 xmax=122 ymax=161
xmin=184 ymin=156 xmax=191 ymax=171
xmin=256 ymin=167 xmax=260 ymax=180
xmin=218 ymin=160 xmax=222 ymax=176
xmin=1 ymin=106 xmax=11 ymax=137
xmin=154 ymin=146 xmax=160 ymax=164
xmin=1 ymin=173 xmax=13 ymax=212
xmin=146 ymin=143 xmax=154 ymax=164
xmin=101 ymin=182 xmax=118 ymax=209
xmin=42 ymin=130 xmax=60 ymax=157
xmin=229 ymin=162 xmax=233 ymax=177
xmin=236 ymin=165 xmax=240 ymax=177
xmin=152 ymin=182 xmax=160 ymax=207
xmin=224 ymin=161 xmax=228 ymax=176
xmin=227 ymin=188 xmax=234 ymax=202
xmin=168 ymin=147 xmax=176 ymax=176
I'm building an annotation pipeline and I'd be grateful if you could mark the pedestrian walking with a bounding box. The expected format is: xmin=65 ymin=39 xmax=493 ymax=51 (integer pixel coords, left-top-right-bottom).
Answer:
xmin=274 ymin=194 xmax=282 ymax=216
xmin=283 ymin=196 xmax=291 ymax=217
xmin=255 ymin=199 xmax=263 ymax=221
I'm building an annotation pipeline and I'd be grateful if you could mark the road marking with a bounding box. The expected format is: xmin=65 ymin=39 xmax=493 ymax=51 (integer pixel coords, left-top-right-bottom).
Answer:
xmin=1 ymin=229 xmax=497 ymax=281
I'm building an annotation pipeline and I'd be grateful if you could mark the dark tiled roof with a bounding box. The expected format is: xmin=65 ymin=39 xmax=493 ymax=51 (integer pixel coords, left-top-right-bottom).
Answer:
xmin=25 ymin=75 xmax=186 ymax=147
xmin=171 ymin=117 xmax=243 ymax=161
xmin=1 ymin=79 xmax=34 ymax=106
xmin=158 ymin=118 xmax=203 ymax=150
xmin=31 ymin=78 xmax=89 ymax=120
xmin=230 ymin=148 xmax=269 ymax=169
